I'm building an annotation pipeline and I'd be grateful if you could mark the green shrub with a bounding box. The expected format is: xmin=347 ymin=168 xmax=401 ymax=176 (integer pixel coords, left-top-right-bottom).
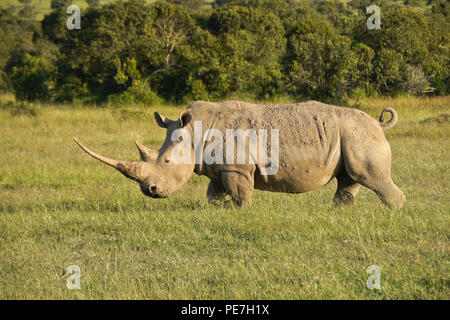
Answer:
xmin=433 ymin=80 xmax=449 ymax=96
xmin=107 ymin=81 xmax=162 ymax=106
xmin=8 ymin=53 xmax=57 ymax=101
xmin=1 ymin=0 xmax=448 ymax=103
xmin=55 ymin=76 xmax=90 ymax=102
xmin=2 ymin=100 xmax=41 ymax=117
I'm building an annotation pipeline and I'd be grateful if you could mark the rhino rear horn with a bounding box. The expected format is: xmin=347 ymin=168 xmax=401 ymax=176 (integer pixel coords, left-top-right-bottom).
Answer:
xmin=135 ymin=141 xmax=158 ymax=162
xmin=74 ymin=137 xmax=148 ymax=182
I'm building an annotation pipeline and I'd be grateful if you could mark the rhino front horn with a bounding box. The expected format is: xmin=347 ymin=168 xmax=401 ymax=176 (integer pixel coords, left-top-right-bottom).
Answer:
xmin=74 ymin=137 xmax=149 ymax=182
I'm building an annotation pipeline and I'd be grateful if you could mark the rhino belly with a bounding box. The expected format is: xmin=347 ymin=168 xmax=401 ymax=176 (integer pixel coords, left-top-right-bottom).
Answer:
xmin=254 ymin=137 xmax=343 ymax=193
xmin=254 ymin=162 xmax=342 ymax=193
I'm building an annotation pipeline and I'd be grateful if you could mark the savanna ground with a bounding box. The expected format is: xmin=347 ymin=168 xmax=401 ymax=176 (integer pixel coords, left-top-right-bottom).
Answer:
xmin=0 ymin=95 xmax=448 ymax=299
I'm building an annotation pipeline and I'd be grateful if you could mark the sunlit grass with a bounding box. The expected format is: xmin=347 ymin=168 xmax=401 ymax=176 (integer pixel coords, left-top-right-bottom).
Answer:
xmin=0 ymin=96 xmax=449 ymax=299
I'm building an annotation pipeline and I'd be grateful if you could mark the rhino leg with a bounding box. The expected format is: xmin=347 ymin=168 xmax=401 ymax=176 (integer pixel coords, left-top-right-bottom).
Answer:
xmin=342 ymin=138 xmax=405 ymax=209
xmin=369 ymin=179 xmax=405 ymax=209
xmin=333 ymin=171 xmax=361 ymax=206
xmin=221 ymin=171 xmax=253 ymax=207
xmin=207 ymin=179 xmax=227 ymax=203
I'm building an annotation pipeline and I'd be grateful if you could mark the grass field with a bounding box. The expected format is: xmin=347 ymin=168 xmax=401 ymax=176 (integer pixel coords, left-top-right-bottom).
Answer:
xmin=0 ymin=96 xmax=448 ymax=299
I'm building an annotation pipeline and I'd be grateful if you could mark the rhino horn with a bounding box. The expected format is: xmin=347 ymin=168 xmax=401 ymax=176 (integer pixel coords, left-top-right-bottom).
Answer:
xmin=74 ymin=137 xmax=148 ymax=182
xmin=135 ymin=141 xmax=158 ymax=162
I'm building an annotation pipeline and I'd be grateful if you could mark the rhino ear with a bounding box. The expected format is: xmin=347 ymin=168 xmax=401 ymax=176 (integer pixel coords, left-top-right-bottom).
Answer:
xmin=154 ymin=112 xmax=172 ymax=128
xmin=179 ymin=110 xmax=192 ymax=128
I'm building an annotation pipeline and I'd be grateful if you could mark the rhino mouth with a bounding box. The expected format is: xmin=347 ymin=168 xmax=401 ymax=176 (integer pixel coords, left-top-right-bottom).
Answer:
xmin=141 ymin=186 xmax=169 ymax=198
xmin=144 ymin=186 xmax=170 ymax=198
xmin=149 ymin=193 xmax=168 ymax=199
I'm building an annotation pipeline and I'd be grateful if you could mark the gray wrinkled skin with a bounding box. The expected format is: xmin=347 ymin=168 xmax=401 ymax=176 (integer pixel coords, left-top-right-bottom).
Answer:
xmin=74 ymin=100 xmax=405 ymax=209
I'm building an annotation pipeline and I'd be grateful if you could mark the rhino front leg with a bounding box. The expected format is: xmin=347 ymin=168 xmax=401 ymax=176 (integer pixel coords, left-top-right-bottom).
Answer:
xmin=221 ymin=171 xmax=254 ymax=207
xmin=207 ymin=179 xmax=227 ymax=203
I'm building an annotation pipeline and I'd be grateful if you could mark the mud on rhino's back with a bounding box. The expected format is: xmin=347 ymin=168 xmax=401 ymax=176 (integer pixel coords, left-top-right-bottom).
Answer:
xmin=190 ymin=100 xmax=366 ymax=193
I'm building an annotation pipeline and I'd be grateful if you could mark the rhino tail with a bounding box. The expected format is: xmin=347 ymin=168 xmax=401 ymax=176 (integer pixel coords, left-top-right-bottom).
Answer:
xmin=379 ymin=107 xmax=398 ymax=131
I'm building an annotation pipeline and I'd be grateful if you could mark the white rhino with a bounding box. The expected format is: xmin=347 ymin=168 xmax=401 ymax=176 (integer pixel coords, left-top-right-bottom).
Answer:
xmin=74 ymin=100 xmax=405 ymax=209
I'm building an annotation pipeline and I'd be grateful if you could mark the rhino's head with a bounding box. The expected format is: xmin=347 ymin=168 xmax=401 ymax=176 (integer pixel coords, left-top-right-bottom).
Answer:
xmin=74 ymin=110 xmax=195 ymax=198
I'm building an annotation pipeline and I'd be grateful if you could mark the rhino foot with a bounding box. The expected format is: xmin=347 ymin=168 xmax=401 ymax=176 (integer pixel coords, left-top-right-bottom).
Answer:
xmin=373 ymin=180 xmax=406 ymax=209
xmin=333 ymin=190 xmax=356 ymax=206
xmin=207 ymin=179 xmax=227 ymax=202
xmin=221 ymin=171 xmax=253 ymax=207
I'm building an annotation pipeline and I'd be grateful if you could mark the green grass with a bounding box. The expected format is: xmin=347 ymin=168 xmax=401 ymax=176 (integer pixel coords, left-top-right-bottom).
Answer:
xmin=0 ymin=96 xmax=449 ymax=299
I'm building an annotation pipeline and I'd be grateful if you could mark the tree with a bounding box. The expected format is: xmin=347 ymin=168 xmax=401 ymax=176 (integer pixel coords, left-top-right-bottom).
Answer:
xmin=0 ymin=8 xmax=37 ymax=91
xmin=7 ymin=52 xmax=57 ymax=101
xmin=201 ymin=6 xmax=286 ymax=99
xmin=3 ymin=0 xmax=448 ymax=103
xmin=86 ymin=0 xmax=101 ymax=8
xmin=431 ymin=0 xmax=449 ymax=17
xmin=353 ymin=6 xmax=449 ymax=94
xmin=167 ymin=0 xmax=205 ymax=10
xmin=50 ymin=0 xmax=70 ymax=10
xmin=285 ymin=15 xmax=365 ymax=101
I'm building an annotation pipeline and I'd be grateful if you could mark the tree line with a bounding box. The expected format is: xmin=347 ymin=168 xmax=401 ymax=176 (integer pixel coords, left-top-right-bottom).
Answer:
xmin=0 ymin=0 xmax=449 ymax=105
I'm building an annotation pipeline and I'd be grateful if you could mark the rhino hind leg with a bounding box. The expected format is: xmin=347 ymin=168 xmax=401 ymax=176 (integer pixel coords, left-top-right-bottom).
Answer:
xmin=342 ymin=141 xmax=405 ymax=209
xmin=370 ymin=178 xmax=405 ymax=209
xmin=333 ymin=172 xmax=361 ymax=206
xmin=221 ymin=171 xmax=254 ymax=207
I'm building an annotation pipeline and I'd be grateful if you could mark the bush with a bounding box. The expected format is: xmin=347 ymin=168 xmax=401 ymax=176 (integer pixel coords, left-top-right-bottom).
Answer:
xmin=2 ymin=100 xmax=41 ymax=117
xmin=401 ymin=65 xmax=429 ymax=95
xmin=433 ymin=80 xmax=449 ymax=96
xmin=7 ymin=53 xmax=57 ymax=101
xmin=1 ymin=0 xmax=448 ymax=104
xmin=107 ymin=80 xmax=161 ymax=106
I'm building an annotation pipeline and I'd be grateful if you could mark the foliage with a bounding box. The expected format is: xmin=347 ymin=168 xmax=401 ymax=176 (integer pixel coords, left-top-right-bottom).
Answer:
xmin=0 ymin=0 xmax=449 ymax=104
xmin=107 ymin=80 xmax=162 ymax=106
xmin=353 ymin=6 xmax=449 ymax=95
xmin=285 ymin=15 xmax=367 ymax=101
xmin=7 ymin=52 xmax=57 ymax=101
xmin=0 ymin=8 xmax=38 ymax=90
